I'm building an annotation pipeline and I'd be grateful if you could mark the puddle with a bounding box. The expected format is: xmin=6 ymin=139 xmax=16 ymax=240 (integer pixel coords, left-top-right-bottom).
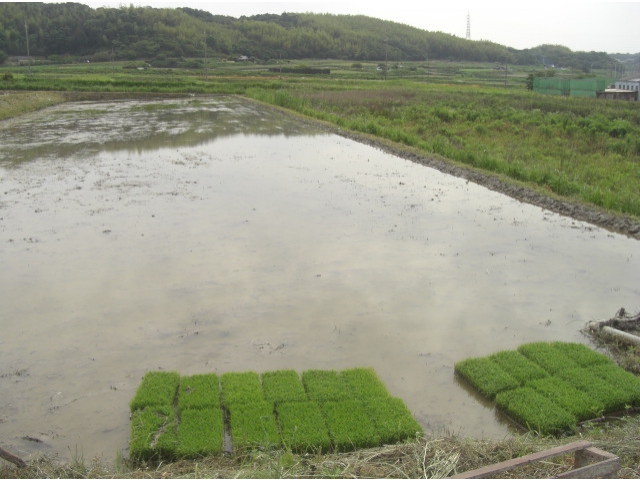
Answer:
xmin=0 ymin=97 xmax=638 ymax=462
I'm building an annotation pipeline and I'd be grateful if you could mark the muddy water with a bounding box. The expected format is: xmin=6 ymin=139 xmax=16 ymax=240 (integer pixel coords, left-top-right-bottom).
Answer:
xmin=0 ymin=97 xmax=638 ymax=462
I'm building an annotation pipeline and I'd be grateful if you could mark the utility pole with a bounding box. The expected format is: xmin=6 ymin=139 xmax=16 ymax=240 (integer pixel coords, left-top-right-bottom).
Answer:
xmin=24 ymin=21 xmax=31 ymax=75
xmin=203 ymin=31 xmax=208 ymax=81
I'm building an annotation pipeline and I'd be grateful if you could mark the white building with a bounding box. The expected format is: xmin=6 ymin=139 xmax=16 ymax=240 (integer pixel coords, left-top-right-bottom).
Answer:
xmin=615 ymin=77 xmax=640 ymax=92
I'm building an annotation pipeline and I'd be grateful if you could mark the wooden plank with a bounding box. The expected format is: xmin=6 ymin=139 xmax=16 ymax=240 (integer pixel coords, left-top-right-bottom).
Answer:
xmin=556 ymin=457 xmax=620 ymax=479
xmin=448 ymin=440 xmax=592 ymax=478
xmin=575 ymin=446 xmax=617 ymax=467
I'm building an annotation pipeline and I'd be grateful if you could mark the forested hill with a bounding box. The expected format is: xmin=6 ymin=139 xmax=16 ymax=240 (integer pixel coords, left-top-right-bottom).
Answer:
xmin=0 ymin=2 xmax=614 ymax=70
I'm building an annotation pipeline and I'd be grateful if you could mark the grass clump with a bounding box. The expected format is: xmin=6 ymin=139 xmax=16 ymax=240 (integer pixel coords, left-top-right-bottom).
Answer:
xmin=227 ymin=401 xmax=280 ymax=450
xmin=261 ymin=370 xmax=308 ymax=404
xmin=176 ymin=408 xmax=224 ymax=458
xmin=590 ymin=363 xmax=640 ymax=406
xmin=454 ymin=357 xmax=520 ymax=399
xmin=321 ymin=400 xmax=380 ymax=451
xmin=302 ymin=369 xmax=350 ymax=402
xmin=551 ymin=341 xmax=613 ymax=368
xmin=221 ymin=371 xmax=263 ymax=406
xmin=518 ymin=342 xmax=579 ymax=374
xmin=526 ymin=376 xmax=604 ymax=421
xmin=178 ymin=373 xmax=219 ymax=410
xmin=495 ymin=387 xmax=577 ymax=435
xmin=129 ymin=406 xmax=177 ymax=460
xmin=340 ymin=367 xmax=391 ymax=399
xmin=489 ymin=350 xmax=549 ymax=385
xmin=363 ymin=396 xmax=423 ymax=444
xmin=129 ymin=371 xmax=180 ymax=411
xmin=552 ymin=367 xmax=630 ymax=413
xmin=276 ymin=401 xmax=332 ymax=453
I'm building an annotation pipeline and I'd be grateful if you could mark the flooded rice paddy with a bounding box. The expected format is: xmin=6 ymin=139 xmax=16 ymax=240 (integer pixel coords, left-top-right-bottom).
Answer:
xmin=0 ymin=97 xmax=639 ymax=462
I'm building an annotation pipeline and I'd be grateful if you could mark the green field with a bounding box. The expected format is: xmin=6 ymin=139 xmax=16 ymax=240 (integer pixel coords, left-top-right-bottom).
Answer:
xmin=455 ymin=342 xmax=640 ymax=435
xmin=129 ymin=367 xmax=422 ymax=461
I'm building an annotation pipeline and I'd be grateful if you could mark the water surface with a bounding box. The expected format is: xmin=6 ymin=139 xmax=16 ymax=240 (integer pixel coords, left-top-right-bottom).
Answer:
xmin=0 ymin=97 xmax=638 ymax=461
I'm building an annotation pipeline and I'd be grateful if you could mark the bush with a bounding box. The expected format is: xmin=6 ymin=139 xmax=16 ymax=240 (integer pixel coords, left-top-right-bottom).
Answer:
xmin=130 ymin=371 xmax=180 ymax=411
xmin=277 ymin=401 xmax=331 ymax=453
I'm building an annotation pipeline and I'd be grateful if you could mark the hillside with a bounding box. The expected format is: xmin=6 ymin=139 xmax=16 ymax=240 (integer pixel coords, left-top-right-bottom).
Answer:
xmin=0 ymin=3 xmax=617 ymax=70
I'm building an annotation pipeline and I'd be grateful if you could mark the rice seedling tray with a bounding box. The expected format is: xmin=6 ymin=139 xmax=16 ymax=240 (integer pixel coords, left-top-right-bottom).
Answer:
xmin=129 ymin=367 xmax=422 ymax=461
xmin=455 ymin=341 xmax=640 ymax=435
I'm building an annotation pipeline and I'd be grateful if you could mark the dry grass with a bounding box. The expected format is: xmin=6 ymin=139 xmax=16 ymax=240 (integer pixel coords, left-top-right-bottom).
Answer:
xmin=3 ymin=417 xmax=640 ymax=478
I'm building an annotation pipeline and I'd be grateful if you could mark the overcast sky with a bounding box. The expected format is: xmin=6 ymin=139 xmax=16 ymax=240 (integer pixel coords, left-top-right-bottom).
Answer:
xmin=76 ymin=1 xmax=640 ymax=54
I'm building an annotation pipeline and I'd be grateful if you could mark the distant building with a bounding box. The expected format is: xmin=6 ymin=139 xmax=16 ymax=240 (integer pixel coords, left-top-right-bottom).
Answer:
xmin=596 ymin=89 xmax=638 ymax=101
xmin=615 ymin=77 xmax=640 ymax=92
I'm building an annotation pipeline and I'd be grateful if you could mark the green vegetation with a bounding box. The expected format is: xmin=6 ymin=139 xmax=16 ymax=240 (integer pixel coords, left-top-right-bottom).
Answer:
xmin=321 ymin=400 xmax=380 ymax=451
xmin=178 ymin=373 xmax=219 ymax=410
xmin=261 ymin=370 xmax=308 ymax=404
xmin=488 ymin=350 xmax=549 ymax=385
xmin=176 ymin=408 xmax=224 ymax=458
xmin=127 ymin=368 xmax=421 ymax=460
xmin=221 ymin=371 xmax=263 ymax=405
xmin=0 ymin=3 xmax=617 ymax=68
xmin=495 ymin=387 xmax=577 ymax=435
xmin=129 ymin=406 xmax=177 ymax=460
xmin=129 ymin=371 xmax=180 ymax=411
xmin=227 ymin=401 xmax=281 ymax=450
xmin=454 ymin=357 xmax=520 ymax=399
xmin=457 ymin=342 xmax=640 ymax=435
xmin=302 ymin=369 xmax=350 ymax=402
xmin=276 ymin=401 xmax=332 ymax=453
xmin=364 ymin=396 xmax=423 ymax=444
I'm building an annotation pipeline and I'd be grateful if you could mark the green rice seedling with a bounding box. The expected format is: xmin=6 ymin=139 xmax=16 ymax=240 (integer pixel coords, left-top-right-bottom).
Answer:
xmin=340 ymin=367 xmax=391 ymax=399
xmin=221 ymin=371 xmax=263 ymax=406
xmin=321 ymin=400 xmax=380 ymax=451
xmin=495 ymin=387 xmax=577 ymax=435
xmin=129 ymin=371 xmax=180 ymax=411
xmin=176 ymin=408 xmax=224 ymax=458
xmin=488 ymin=350 xmax=549 ymax=385
xmin=227 ymin=401 xmax=280 ymax=450
xmin=178 ymin=374 xmax=220 ymax=410
xmin=363 ymin=396 xmax=423 ymax=445
xmin=527 ymin=376 xmax=604 ymax=421
xmin=551 ymin=342 xmax=613 ymax=368
xmin=454 ymin=357 xmax=520 ymax=399
xmin=129 ymin=406 xmax=177 ymax=460
xmin=590 ymin=363 xmax=640 ymax=406
xmin=276 ymin=401 xmax=332 ymax=453
xmin=261 ymin=370 xmax=308 ymax=404
xmin=554 ymin=367 xmax=630 ymax=413
xmin=518 ymin=342 xmax=579 ymax=374
xmin=302 ymin=370 xmax=350 ymax=402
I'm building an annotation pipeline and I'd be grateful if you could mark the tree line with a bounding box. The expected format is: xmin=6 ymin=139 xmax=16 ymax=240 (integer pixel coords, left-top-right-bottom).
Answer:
xmin=0 ymin=2 xmax=616 ymax=71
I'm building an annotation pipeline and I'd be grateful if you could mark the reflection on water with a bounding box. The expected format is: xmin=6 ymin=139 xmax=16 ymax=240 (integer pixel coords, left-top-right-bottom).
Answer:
xmin=0 ymin=97 xmax=638 ymax=461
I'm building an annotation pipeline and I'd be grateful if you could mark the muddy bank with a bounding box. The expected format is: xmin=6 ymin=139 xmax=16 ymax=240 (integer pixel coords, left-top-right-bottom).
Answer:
xmin=328 ymin=129 xmax=640 ymax=241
